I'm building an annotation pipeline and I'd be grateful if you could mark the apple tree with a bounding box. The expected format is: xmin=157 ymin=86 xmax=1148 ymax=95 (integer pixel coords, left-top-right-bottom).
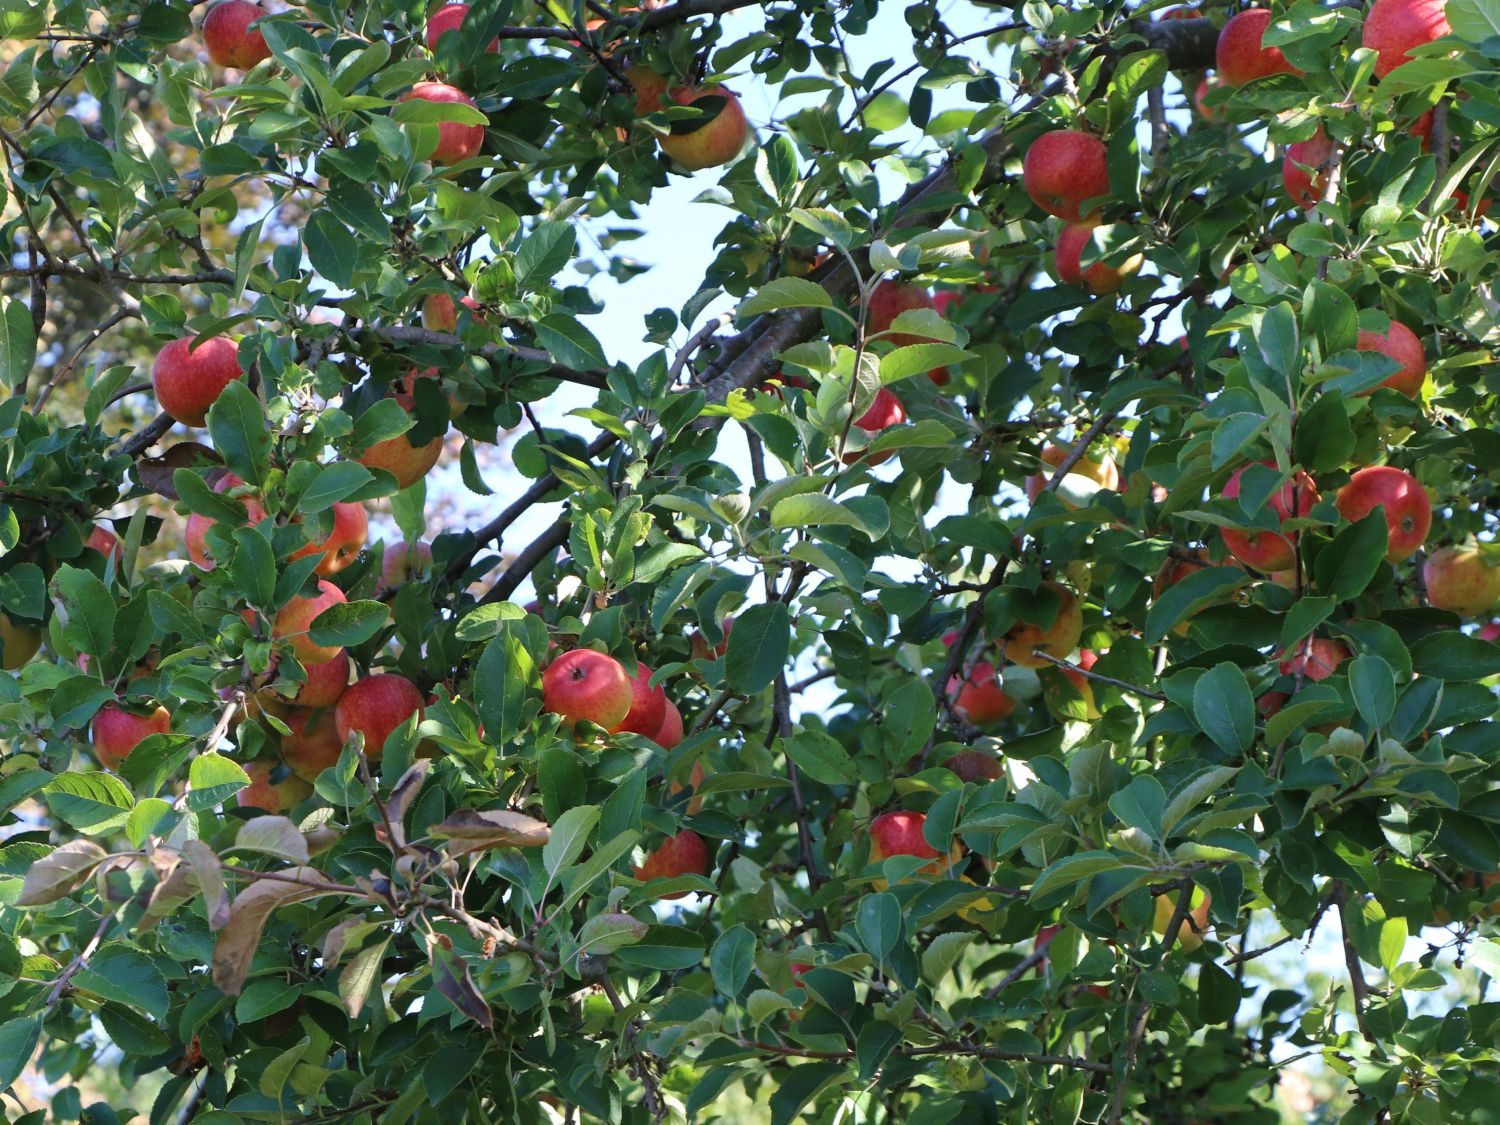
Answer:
xmin=1 ymin=0 xmax=1499 ymax=1121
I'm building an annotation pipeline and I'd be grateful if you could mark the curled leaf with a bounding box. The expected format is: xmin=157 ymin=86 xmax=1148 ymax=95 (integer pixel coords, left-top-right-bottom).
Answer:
xmin=211 ymin=867 xmax=333 ymax=996
xmin=428 ymin=933 xmax=493 ymax=1029
xmin=233 ymin=816 xmax=311 ymax=865
xmin=183 ymin=840 xmax=230 ymax=930
xmin=134 ymin=442 xmax=222 ymax=500
xmin=18 ymin=840 xmax=108 ymax=906
xmin=430 ymin=808 xmax=550 ymax=856
xmin=380 ymin=759 xmax=431 ymax=852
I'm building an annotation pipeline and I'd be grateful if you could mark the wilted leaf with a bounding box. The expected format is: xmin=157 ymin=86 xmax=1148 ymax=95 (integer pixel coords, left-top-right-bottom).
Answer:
xmin=380 ymin=759 xmax=431 ymax=852
xmin=429 ymin=934 xmax=492 ymax=1028
xmin=340 ymin=937 xmax=389 ymax=1019
xmin=134 ymin=442 xmax=222 ymax=500
xmin=211 ymin=867 xmax=334 ymax=995
xmin=233 ymin=816 xmax=311 ymax=865
xmin=17 ymin=840 xmax=108 ymax=906
xmin=183 ymin=840 xmax=230 ymax=930
xmin=430 ymin=808 xmax=550 ymax=856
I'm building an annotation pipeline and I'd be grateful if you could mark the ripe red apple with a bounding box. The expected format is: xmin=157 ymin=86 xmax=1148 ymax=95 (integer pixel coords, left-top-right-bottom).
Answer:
xmin=612 ymin=661 xmax=667 ymax=737
xmin=651 ymin=699 xmax=684 ymax=750
xmin=290 ymin=647 xmax=350 ymax=709
xmin=290 ymin=501 xmax=368 ymax=577
xmin=1023 ymin=441 xmax=1121 ymax=504
xmin=659 ymin=86 xmax=749 ymax=171
xmin=0 ymin=612 xmax=41 ymax=670
xmin=334 ymin=673 xmax=425 ymax=761
xmin=1216 ymin=9 xmax=1301 ymax=86
xmin=357 ymin=392 xmax=445 ymax=489
xmin=1002 ymin=581 xmax=1083 ymax=668
xmin=866 ymin=282 xmax=949 ymax=385
xmin=1482 ymin=621 xmax=1500 ymax=642
xmin=690 ymin=617 xmax=733 ymax=660
xmin=1218 ymin=461 xmax=1319 ymax=573
xmin=152 ymin=336 xmax=244 ymax=426
xmin=1022 ymin=129 xmax=1110 ymax=221
xmin=1356 ymin=320 xmax=1426 ymax=398
xmin=400 ymin=81 xmax=485 ymax=165
xmin=869 ymin=810 xmax=957 ymax=876
xmin=378 ymin=539 xmax=433 ymax=594
xmin=1335 ymin=466 xmax=1431 ymax=563
xmin=1192 ymin=75 xmax=1226 ymax=121
xmin=92 ymin=702 xmax=171 ymax=769
xmin=282 ymin=708 xmax=344 ymax=782
xmin=272 ymin=579 xmax=346 ymax=665
xmin=237 ymin=759 xmax=314 ymax=813
xmin=628 ymin=63 xmax=669 ymax=115
xmin=634 ymin=829 xmax=710 ymax=898
xmin=947 ymin=661 xmax=1014 ymax=726
xmin=1055 ymin=217 xmax=1141 ymax=295
xmin=202 ymin=0 xmax=272 ymax=69
xmin=87 ymin=524 xmax=123 ymax=560
xmin=425 ymin=2 xmax=500 ymax=52
xmin=1279 ymin=637 xmax=1351 ymax=683
xmin=421 ymin=292 xmax=483 ymax=333
xmin=185 ymin=472 xmax=266 ymax=571
xmin=1425 ymin=545 xmax=1500 ymax=617
xmin=943 ymin=750 xmax=1002 ymax=783
xmin=843 ymin=387 xmax=906 ymax=466
xmin=542 ymin=649 xmax=633 ymax=730
xmin=1363 ymin=0 xmax=1450 ymax=78
xmin=1283 ymin=128 xmax=1334 ymax=210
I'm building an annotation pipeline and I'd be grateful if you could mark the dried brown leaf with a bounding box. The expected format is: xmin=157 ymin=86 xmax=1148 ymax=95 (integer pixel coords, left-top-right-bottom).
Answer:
xmin=184 ymin=840 xmax=230 ymax=930
xmin=211 ymin=867 xmax=331 ymax=996
xmin=381 ymin=759 xmax=431 ymax=852
xmin=428 ymin=933 xmax=492 ymax=1029
xmin=134 ymin=442 xmax=222 ymax=500
xmin=340 ymin=937 xmax=389 ymax=1019
xmin=430 ymin=808 xmax=550 ymax=857
xmin=18 ymin=840 xmax=108 ymax=906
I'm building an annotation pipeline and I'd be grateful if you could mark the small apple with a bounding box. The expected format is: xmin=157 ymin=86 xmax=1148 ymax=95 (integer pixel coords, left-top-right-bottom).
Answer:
xmin=1279 ymin=637 xmax=1350 ymax=683
xmin=152 ymin=336 xmax=244 ymax=426
xmin=378 ymin=539 xmax=434 ymax=594
xmin=1022 ymin=129 xmax=1110 ymax=221
xmin=289 ymin=647 xmax=351 ymax=709
xmin=634 ymin=829 xmax=710 ymax=899
xmin=947 ymin=661 xmax=1015 ymax=726
xmin=1056 ymin=648 xmax=1102 ymax=720
xmin=667 ymin=758 xmax=704 ymax=814
xmin=659 ymin=86 xmax=749 ymax=171
xmin=612 ymin=661 xmax=666 ymax=737
xmin=1218 ymin=461 xmax=1319 ymax=573
xmin=1152 ymin=887 xmax=1212 ymax=951
xmin=1283 ymin=128 xmax=1333 ymax=210
xmin=290 ymin=501 xmax=368 ymax=577
xmin=1482 ymin=621 xmax=1500 ymax=642
xmin=1023 ymin=441 xmax=1120 ymax=504
xmin=1356 ymin=319 xmax=1426 ymax=398
xmin=652 ymin=700 xmax=685 ymax=751
xmin=866 ymin=282 xmax=948 ymax=384
xmin=334 ymin=673 xmax=425 ymax=761
xmin=842 ymin=387 xmax=906 ymax=466
xmin=92 ymin=702 xmax=172 ymax=769
xmin=1362 ymin=0 xmax=1450 ymax=78
xmin=1192 ymin=75 xmax=1226 ymax=121
xmin=400 ymin=81 xmax=485 ymax=165
xmin=282 ymin=708 xmax=344 ymax=782
xmin=1216 ymin=9 xmax=1301 ymax=86
xmin=0 ymin=612 xmax=42 ymax=670
xmin=691 ymin=617 xmax=733 ymax=660
xmin=425 ymin=2 xmax=500 ymax=53
xmin=943 ymin=750 xmax=1002 ymax=783
xmin=202 ymin=0 xmax=272 ymax=70
xmin=358 ymin=428 xmax=444 ymax=492
xmin=542 ymin=649 xmax=633 ymax=730
xmin=238 ymin=759 xmax=314 ymax=813
xmin=1002 ymin=581 xmax=1083 ymax=668
xmin=272 ymin=579 xmax=347 ymax=666
xmin=1424 ymin=545 xmax=1500 ymax=617
xmin=1055 ymin=217 xmax=1141 ymax=295
xmin=1335 ymin=466 xmax=1431 ymax=562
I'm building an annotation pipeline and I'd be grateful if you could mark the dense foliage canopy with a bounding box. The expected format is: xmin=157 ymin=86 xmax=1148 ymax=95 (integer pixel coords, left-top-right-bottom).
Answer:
xmin=4 ymin=0 xmax=1500 ymax=1121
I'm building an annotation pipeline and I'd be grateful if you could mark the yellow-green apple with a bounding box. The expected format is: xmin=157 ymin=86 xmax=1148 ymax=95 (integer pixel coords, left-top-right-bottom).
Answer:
xmin=652 ymin=699 xmax=684 ymax=750
xmin=1279 ymin=637 xmax=1351 ymax=682
xmin=1356 ymin=320 xmax=1426 ymax=398
xmin=866 ymin=281 xmax=949 ymax=385
xmin=947 ymin=661 xmax=1015 ymax=726
xmin=186 ymin=472 xmax=266 ymax=570
xmin=1219 ymin=461 xmax=1319 ymax=572
xmin=634 ymin=829 xmax=709 ymax=898
xmin=1022 ymin=130 xmax=1110 ymax=221
xmin=658 ymin=86 xmax=749 ymax=171
xmin=0 ymin=612 xmax=41 ymax=670
xmin=290 ymin=647 xmax=350 ymax=709
xmin=378 ymin=539 xmax=433 ymax=594
xmin=842 ymin=387 xmax=906 ymax=466
xmin=1153 ymin=887 xmax=1212 ymax=950
xmin=1283 ymin=128 xmax=1333 ymax=210
xmin=1024 ymin=441 xmax=1120 ymax=504
xmin=690 ymin=617 xmax=733 ymax=660
xmin=334 ymin=673 xmax=424 ymax=761
xmin=152 ymin=336 xmax=244 ymax=426
xmin=870 ymin=810 xmax=961 ymax=884
xmin=1335 ymin=466 xmax=1431 ymax=562
xmin=1002 ymin=581 xmax=1083 ymax=668
xmin=1216 ymin=9 xmax=1301 ymax=85
xmin=1055 ymin=217 xmax=1141 ymax=294
xmin=203 ymin=0 xmax=272 ymax=69
xmin=612 ymin=661 xmax=666 ymax=737
xmin=272 ymin=579 xmax=346 ymax=665
xmin=87 ymin=524 xmax=123 ymax=560
xmin=421 ymin=293 xmax=482 ymax=332
xmin=400 ymin=81 xmax=485 ymax=165
xmin=943 ymin=749 xmax=1003 ymax=783
xmin=357 ymin=387 xmax=445 ymax=489
xmin=1051 ymin=648 xmax=1102 ymax=719
xmin=282 ymin=708 xmax=345 ymax=783
xmin=92 ymin=702 xmax=171 ymax=768
xmin=542 ymin=649 xmax=633 ymax=729
xmin=425 ymin=2 xmax=500 ymax=52
xmin=1425 ymin=545 xmax=1500 ymax=617
xmin=237 ymin=759 xmax=314 ymax=812
xmin=1362 ymin=0 xmax=1450 ymax=78
xmin=290 ymin=501 xmax=368 ymax=577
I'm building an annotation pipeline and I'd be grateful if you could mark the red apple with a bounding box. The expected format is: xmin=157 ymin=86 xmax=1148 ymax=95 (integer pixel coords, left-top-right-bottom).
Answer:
xmin=628 ymin=63 xmax=669 ymax=115
xmin=1425 ymin=545 xmax=1500 ymax=617
xmin=634 ymin=829 xmax=710 ymax=898
xmin=290 ymin=647 xmax=350 ymax=709
xmin=357 ymin=388 xmax=445 ymax=490
xmin=152 ymin=336 xmax=244 ymax=426
xmin=866 ymin=282 xmax=949 ymax=384
xmin=869 ymin=810 xmax=955 ymax=876
xmin=1002 ymin=581 xmax=1083 ymax=669
xmin=651 ymin=699 xmax=684 ymax=750
xmin=1363 ymin=0 xmax=1450 ymax=78
xmin=92 ymin=702 xmax=171 ymax=769
xmin=943 ymin=750 xmax=1003 ymax=783
xmin=1482 ymin=621 xmax=1500 ymax=643
xmin=0 ymin=612 xmax=41 ymax=670
xmin=334 ymin=673 xmax=424 ymax=761
xmin=425 ymin=2 xmax=500 ymax=53
xmin=1219 ymin=461 xmax=1319 ymax=573
xmin=1059 ymin=648 xmax=1102 ymax=719
xmin=421 ymin=292 xmax=483 ymax=333
xmin=400 ymin=81 xmax=485 ymax=165
xmin=947 ymin=661 xmax=1014 ymax=726
xmin=237 ymin=759 xmax=313 ymax=813
xmin=1022 ymin=129 xmax=1110 ymax=221
xmin=202 ymin=0 xmax=272 ymax=70
xmin=282 ymin=708 xmax=344 ymax=782
xmin=690 ymin=617 xmax=733 ymax=660
xmin=185 ymin=472 xmax=266 ymax=571
xmin=612 ymin=661 xmax=667 ymax=737
xmin=1356 ymin=320 xmax=1426 ymax=398
xmin=290 ymin=501 xmax=368 ymax=577
xmin=1216 ymin=9 xmax=1301 ymax=86
xmin=272 ymin=579 xmax=346 ymax=665
xmin=1279 ymin=637 xmax=1350 ymax=683
xmin=659 ymin=86 xmax=749 ymax=171
xmin=843 ymin=387 xmax=906 ymax=466
xmin=87 ymin=525 xmax=123 ymax=560
xmin=1335 ymin=466 xmax=1431 ymax=562
xmin=1055 ymin=217 xmax=1141 ymax=295
xmin=542 ymin=649 xmax=633 ymax=730
xmin=379 ymin=539 xmax=434 ymax=593
xmin=1193 ymin=75 xmax=1227 ymax=121
xmin=1283 ymin=128 xmax=1333 ymax=210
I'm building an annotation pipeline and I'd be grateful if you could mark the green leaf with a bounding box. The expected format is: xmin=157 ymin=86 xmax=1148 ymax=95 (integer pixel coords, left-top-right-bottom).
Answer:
xmin=1313 ymin=510 xmax=1389 ymax=601
xmin=921 ymin=931 xmax=974 ymax=984
xmin=474 ymin=630 xmax=535 ymax=747
xmin=1349 ymin=654 xmax=1396 ymax=729
xmin=783 ymin=729 xmax=855 ymax=786
xmin=43 ymin=772 xmax=133 ymax=835
xmin=309 ymin=600 xmax=389 ymax=647
xmin=0 ymin=1017 xmax=41 ymax=1091
xmin=1410 ymin=633 xmax=1500 ymax=681
xmin=1144 ymin=566 xmax=1244 ymax=642
xmin=1293 ymin=391 xmax=1355 ymax=472
xmin=74 ymin=944 xmax=169 ymax=1019
xmin=1108 ymin=775 xmax=1166 ymax=841
xmin=535 ymin=314 xmax=605 ymax=371
xmin=300 ymin=462 xmax=373 ymax=513
xmin=231 ymin=527 xmax=276 ymax=608
xmin=543 ymin=805 xmax=598 ymax=878
xmin=1192 ymin=662 xmax=1256 ymax=754
xmin=306 ymin=211 xmax=359 ymax=289
xmin=53 ymin=564 xmax=116 ymax=658
xmin=187 ymin=753 xmax=250 ymax=811
xmin=0 ymin=297 xmax=36 ymax=388
xmin=207 ymin=379 xmax=271 ymax=486
xmin=724 ymin=601 xmax=790 ymax=695
xmin=1030 ymin=851 xmax=1140 ymax=902
xmin=856 ymin=1021 xmax=902 ymax=1081
xmin=613 ymin=925 xmax=705 ymax=971
xmin=710 ymin=924 xmax=757 ymax=998
xmin=740 ymin=276 xmax=837 ymax=318
xmin=878 ymin=343 xmax=973 ymax=383
xmin=576 ymin=912 xmax=648 ymax=956
xmin=856 ymin=892 xmax=901 ymax=960
xmin=770 ymin=493 xmax=874 ymax=538
xmin=515 ymin=223 xmax=576 ymax=289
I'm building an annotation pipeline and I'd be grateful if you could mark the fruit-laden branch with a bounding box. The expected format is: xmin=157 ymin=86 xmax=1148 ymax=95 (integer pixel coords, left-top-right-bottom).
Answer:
xmin=1027 ymin=650 xmax=1167 ymax=702
xmin=701 ymin=17 xmax=1220 ymax=403
xmin=356 ymin=325 xmax=606 ymax=390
